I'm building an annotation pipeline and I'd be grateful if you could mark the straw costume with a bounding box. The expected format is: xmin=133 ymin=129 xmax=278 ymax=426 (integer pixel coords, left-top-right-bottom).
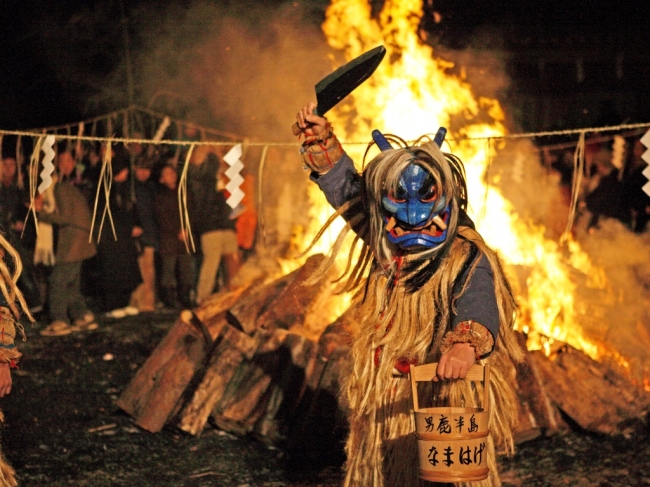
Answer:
xmin=0 ymin=232 xmax=33 ymax=486
xmin=295 ymin=104 xmax=524 ymax=487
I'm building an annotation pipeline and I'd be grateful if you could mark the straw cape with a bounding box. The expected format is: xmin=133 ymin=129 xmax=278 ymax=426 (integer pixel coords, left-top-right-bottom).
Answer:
xmin=339 ymin=228 xmax=523 ymax=487
xmin=0 ymin=232 xmax=34 ymax=487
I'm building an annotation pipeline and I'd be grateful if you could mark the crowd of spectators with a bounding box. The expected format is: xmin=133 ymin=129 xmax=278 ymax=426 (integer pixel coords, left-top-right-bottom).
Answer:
xmin=0 ymin=141 xmax=256 ymax=336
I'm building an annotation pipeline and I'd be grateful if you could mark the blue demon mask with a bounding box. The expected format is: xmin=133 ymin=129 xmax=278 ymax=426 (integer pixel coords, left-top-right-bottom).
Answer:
xmin=381 ymin=163 xmax=451 ymax=249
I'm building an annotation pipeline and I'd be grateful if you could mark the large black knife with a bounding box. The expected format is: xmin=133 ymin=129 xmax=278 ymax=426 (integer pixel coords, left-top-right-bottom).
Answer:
xmin=292 ymin=45 xmax=386 ymax=135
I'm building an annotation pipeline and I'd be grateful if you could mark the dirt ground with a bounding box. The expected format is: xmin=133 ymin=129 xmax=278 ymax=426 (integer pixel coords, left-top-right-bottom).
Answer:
xmin=2 ymin=312 xmax=649 ymax=487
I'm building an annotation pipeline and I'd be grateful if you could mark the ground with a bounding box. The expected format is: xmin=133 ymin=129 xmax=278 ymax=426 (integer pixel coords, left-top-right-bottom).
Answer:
xmin=1 ymin=312 xmax=649 ymax=486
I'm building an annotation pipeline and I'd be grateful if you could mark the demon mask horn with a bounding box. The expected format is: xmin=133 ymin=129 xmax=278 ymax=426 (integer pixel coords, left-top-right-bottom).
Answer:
xmin=372 ymin=127 xmax=447 ymax=151
xmin=375 ymin=126 xmax=452 ymax=250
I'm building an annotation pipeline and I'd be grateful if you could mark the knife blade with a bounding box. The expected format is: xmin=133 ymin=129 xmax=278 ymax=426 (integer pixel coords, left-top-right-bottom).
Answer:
xmin=293 ymin=45 xmax=386 ymax=135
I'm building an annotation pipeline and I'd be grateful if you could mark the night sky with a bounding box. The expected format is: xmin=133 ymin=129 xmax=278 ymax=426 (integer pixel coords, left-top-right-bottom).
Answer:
xmin=1 ymin=0 xmax=647 ymax=131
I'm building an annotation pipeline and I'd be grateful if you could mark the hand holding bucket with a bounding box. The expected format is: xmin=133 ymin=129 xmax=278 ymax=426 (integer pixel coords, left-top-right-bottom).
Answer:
xmin=409 ymin=362 xmax=491 ymax=483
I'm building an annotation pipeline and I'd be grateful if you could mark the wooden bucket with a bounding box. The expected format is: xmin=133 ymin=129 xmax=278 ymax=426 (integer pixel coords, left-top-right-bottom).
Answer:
xmin=409 ymin=362 xmax=490 ymax=483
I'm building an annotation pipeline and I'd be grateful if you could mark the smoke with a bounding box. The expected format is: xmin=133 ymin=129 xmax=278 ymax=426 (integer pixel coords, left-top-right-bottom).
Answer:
xmin=436 ymin=46 xmax=511 ymax=115
xmin=126 ymin=1 xmax=650 ymax=382
xmin=121 ymin=1 xmax=336 ymax=262
xmin=491 ymin=138 xmax=650 ymax=382
xmin=131 ymin=1 xmax=332 ymax=141
xmin=577 ymin=220 xmax=650 ymax=382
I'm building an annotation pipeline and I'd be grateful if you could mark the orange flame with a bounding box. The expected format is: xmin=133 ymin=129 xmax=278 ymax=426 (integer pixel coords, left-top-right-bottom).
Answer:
xmin=289 ymin=0 xmax=614 ymax=361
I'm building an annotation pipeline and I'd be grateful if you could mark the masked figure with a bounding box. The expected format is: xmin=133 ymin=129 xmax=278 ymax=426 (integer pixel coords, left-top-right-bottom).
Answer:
xmin=295 ymin=103 xmax=523 ymax=487
xmin=0 ymin=232 xmax=34 ymax=487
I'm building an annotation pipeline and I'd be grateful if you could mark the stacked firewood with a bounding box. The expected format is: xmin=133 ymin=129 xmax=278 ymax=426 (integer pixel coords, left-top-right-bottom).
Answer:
xmin=116 ymin=254 xmax=355 ymax=455
xmin=117 ymin=255 xmax=650 ymax=453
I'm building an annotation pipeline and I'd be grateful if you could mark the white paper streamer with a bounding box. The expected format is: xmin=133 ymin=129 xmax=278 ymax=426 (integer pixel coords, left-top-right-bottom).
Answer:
xmin=38 ymin=134 xmax=56 ymax=194
xmin=223 ymin=144 xmax=245 ymax=209
xmin=640 ymin=129 xmax=650 ymax=197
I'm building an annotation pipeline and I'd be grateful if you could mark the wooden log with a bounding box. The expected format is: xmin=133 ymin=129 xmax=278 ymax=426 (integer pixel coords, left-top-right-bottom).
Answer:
xmin=193 ymin=287 xmax=246 ymax=324
xmin=208 ymin=330 xmax=321 ymax=443
xmin=287 ymin=345 xmax=351 ymax=463
xmin=227 ymin=272 xmax=295 ymax=334
xmin=175 ymin=323 xmax=259 ymax=436
xmin=287 ymin=308 xmax=358 ymax=430
xmin=255 ymin=254 xmax=328 ymax=331
xmin=283 ymin=305 xmax=358 ymax=454
xmin=115 ymin=313 xmax=213 ymax=432
xmin=252 ymin=333 xmax=319 ymax=444
xmin=529 ymin=345 xmax=650 ymax=436
xmin=512 ymin=332 xmax=566 ymax=443
xmin=115 ymin=289 xmax=243 ymax=433
xmin=315 ymin=307 xmax=360 ymax=359
xmin=216 ymin=306 xmax=359 ymax=445
xmin=211 ymin=329 xmax=288 ymax=436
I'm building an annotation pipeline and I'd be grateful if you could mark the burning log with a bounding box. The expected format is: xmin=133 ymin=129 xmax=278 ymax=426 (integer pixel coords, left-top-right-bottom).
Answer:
xmin=227 ymin=272 xmax=296 ymax=334
xmin=528 ymin=345 xmax=650 ymax=436
xmin=254 ymin=254 xmax=330 ymax=331
xmin=512 ymin=333 xmax=650 ymax=441
xmin=194 ymin=288 xmax=247 ymax=324
xmin=512 ymin=332 xmax=567 ymax=443
xmin=117 ymin=251 xmax=650 ymax=455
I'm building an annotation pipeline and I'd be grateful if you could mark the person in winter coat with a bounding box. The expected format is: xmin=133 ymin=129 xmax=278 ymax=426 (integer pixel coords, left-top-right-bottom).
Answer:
xmin=37 ymin=173 xmax=97 ymax=336
xmin=187 ymin=146 xmax=239 ymax=303
xmin=154 ymin=163 xmax=194 ymax=308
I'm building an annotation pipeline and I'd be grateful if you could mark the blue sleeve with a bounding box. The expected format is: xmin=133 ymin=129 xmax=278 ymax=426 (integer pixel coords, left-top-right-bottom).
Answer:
xmin=309 ymin=153 xmax=361 ymax=209
xmin=452 ymin=254 xmax=500 ymax=342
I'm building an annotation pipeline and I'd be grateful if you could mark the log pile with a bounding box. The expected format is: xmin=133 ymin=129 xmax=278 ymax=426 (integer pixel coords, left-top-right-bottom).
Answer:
xmin=117 ymin=256 xmax=650 ymax=454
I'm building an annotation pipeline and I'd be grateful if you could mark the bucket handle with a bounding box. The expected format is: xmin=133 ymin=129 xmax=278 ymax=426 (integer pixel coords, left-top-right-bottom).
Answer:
xmin=409 ymin=362 xmax=490 ymax=414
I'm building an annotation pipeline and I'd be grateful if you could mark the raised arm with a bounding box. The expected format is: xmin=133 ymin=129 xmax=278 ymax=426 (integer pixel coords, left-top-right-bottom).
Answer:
xmin=295 ymin=103 xmax=361 ymax=209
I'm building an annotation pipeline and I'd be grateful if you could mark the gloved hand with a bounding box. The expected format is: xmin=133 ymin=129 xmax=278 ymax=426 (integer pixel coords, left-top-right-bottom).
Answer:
xmin=295 ymin=102 xmax=343 ymax=174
